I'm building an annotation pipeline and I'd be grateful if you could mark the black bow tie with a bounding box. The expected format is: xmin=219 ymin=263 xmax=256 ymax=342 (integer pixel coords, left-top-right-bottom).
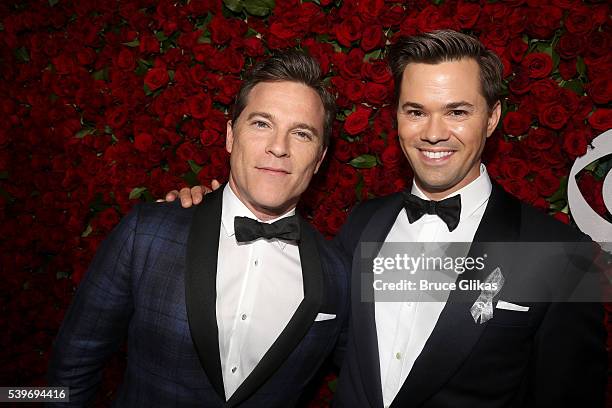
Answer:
xmin=234 ymin=215 xmax=301 ymax=243
xmin=402 ymin=192 xmax=462 ymax=232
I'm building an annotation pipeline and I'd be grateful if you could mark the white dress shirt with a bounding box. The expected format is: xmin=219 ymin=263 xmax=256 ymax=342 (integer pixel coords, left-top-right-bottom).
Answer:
xmin=216 ymin=185 xmax=303 ymax=399
xmin=375 ymin=164 xmax=492 ymax=407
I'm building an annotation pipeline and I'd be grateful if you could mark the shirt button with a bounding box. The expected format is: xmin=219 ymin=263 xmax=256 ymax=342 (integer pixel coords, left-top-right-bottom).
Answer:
xmin=396 ymin=352 xmax=402 ymax=360
xmin=254 ymin=259 xmax=259 ymax=266
xmin=241 ymin=314 xmax=247 ymax=321
xmin=231 ymin=366 xmax=237 ymax=374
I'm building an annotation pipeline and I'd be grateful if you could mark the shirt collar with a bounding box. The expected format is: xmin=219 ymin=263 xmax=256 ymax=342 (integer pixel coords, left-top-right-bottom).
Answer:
xmin=221 ymin=184 xmax=297 ymax=237
xmin=411 ymin=163 xmax=492 ymax=220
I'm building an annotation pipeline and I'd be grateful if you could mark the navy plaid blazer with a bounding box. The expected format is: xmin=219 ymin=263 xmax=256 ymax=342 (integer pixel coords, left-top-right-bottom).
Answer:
xmin=48 ymin=188 xmax=348 ymax=407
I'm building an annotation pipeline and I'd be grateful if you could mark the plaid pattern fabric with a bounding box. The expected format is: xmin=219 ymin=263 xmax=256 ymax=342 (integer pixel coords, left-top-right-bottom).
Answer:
xmin=48 ymin=201 xmax=348 ymax=407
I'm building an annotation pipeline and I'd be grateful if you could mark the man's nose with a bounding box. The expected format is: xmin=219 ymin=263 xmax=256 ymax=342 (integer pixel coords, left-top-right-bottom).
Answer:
xmin=421 ymin=116 xmax=450 ymax=143
xmin=266 ymin=131 xmax=290 ymax=157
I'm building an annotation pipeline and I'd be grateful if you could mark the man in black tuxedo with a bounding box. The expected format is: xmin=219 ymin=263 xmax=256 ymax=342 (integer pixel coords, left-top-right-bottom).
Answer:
xmin=168 ymin=31 xmax=607 ymax=407
xmin=48 ymin=51 xmax=348 ymax=407
xmin=332 ymin=30 xmax=606 ymax=408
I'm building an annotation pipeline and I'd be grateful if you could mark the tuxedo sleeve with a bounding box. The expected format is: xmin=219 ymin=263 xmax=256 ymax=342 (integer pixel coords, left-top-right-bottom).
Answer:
xmin=47 ymin=206 xmax=139 ymax=406
xmin=527 ymin=239 xmax=607 ymax=407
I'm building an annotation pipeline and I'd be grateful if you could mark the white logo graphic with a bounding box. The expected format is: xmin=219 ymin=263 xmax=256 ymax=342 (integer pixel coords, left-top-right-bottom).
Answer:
xmin=567 ymin=129 xmax=612 ymax=253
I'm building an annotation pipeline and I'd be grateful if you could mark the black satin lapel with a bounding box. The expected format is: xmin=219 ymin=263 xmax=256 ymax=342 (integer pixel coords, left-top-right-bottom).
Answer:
xmin=391 ymin=183 xmax=521 ymax=408
xmin=352 ymin=193 xmax=406 ymax=408
xmin=185 ymin=187 xmax=225 ymax=400
xmin=226 ymin=216 xmax=324 ymax=408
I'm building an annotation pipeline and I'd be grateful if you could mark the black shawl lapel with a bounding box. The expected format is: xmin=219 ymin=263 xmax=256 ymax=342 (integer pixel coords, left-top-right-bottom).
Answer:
xmin=391 ymin=182 xmax=521 ymax=408
xmin=352 ymin=192 xmax=406 ymax=408
xmin=226 ymin=216 xmax=324 ymax=407
xmin=185 ymin=187 xmax=226 ymax=400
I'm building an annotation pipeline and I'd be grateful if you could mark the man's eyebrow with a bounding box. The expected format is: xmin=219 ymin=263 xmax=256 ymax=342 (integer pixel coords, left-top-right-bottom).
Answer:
xmin=246 ymin=111 xmax=274 ymax=121
xmin=400 ymin=101 xmax=424 ymax=110
xmin=444 ymin=101 xmax=475 ymax=110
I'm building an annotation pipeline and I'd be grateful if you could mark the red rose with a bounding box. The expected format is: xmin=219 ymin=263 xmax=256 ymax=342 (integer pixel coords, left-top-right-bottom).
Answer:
xmin=556 ymin=33 xmax=585 ymax=60
xmin=188 ymin=93 xmax=212 ymax=120
xmin=335 ymin=16 xmax=363 ymax=47
xmin=241 ymin=37 xmax=265 ymax=57
xmin=539 ymin=105 xmax=568 ymax=130
xmin=380 ymin=5 xmax=405 ymax=27
xmin=344 ymin=106 xmax=371 ymax=135
xmin=338 ymin=49 xmax=365 ymax=80
xmin=564 ymin=7 xmax=594 ymax=35
xmin=364 ymin=82 xmax=389 ymax=105
xmin=116 ymin=48 xmax=135 ymax=71
xmin=558 ymin=59 xmax=577 ymax=80
xmin=362 ymin=60 xmax=392 ymax=84
xmin=553 ymin=212 xmax=570 ymax=224
xmin=144 ymin=67 xmax=169 ymax=91
xmin=499 ymin=178 xmax=539 ymax=204
xmin=525 ymin=6 xmax=562 ymax=39
xmin=209 ymin=16 xmax=233 ymax=44
xmin=530 ymin=79 xmax=559 ymax=105
xmin=503 ymin=111 xmax=531 ymax=136
xmin=381 ymin=142 xmax=403 ymax=171
xmin=343 ymin=79 xmax=365 ymax=103
xmin=562 ymin=129 xmax=589 ymax=159
xmin=360 ymin=25 xmax=384 ymax=52
xmin=521 ymin=53 xmax=553 ymax=79
xmin=534 ymin=168 xmax=560 ymax=196
xmin=139 ymin=32 xmax=160 ymax=54
xmin=588 ymin=109 xmax=612 ymax=131
xmin=586 ymin=78 xmax=612 ymax=105
xmin=526 ymin=128 xmax=555 ymax=150
xmin=333 ymin=139 xmax=355 ymax=162
xmin=507 ymin=37 xmax=528 ymax=63
xmin=357 ymin=0 xmax=385 ymax=21
xmin=509 ymin=72 xmax=531 ymax=95
xmin=455 ymin=2 xmax=480 ymax=29
xmin=498 ymin=157 xmax=530 ymax=180
xmin=586 ymin=31 xmax=609 ymax=58
xmin=134 ymin=133 xmax=153 ymax=152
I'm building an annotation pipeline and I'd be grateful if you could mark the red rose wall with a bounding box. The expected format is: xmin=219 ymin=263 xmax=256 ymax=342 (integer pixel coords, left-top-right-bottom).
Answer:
xmin=0 ymin=0 xmax=610 ymax=406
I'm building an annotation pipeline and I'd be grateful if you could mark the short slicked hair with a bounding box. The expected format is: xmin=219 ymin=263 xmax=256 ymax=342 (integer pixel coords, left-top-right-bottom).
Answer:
xmin=231 ymin=50 xmax=336 ymax=147
xmin=388 ymin=30 xmax=504 ymax=111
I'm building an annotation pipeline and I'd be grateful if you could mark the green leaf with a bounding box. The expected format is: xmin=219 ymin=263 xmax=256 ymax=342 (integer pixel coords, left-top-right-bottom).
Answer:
xmin=75 ymin=128 xmax=94 ymax=139
xmin=188 ymin=160 xmax=203 ymax=174
xmin=129 ymin=186 xmax=148 ymax=200
xmin=15 ymin=46 xmax=30 ymax=63
xmin=49 ymin=0 xmax=59 ymax=6
xmin=0 ymin=171 xmax=8 ymax=179
xmin=593 ymin=156 xmax=612 ymax=180
xmin=328 ymin=377 xmax=338 ymax=393
xmin=546 ymin=176 xmax=568 ymax=203
xmin=81 ymin=223 xmax=92 ymax=238
xmin=349 ymin=154 xmax=378 ymax=169
xmin=122 ymin=39 xmax=140 ymax=47
xmin=92 ymin=67 xmax=108 ymax=81
xmin=223 ymin=0 xmax=244 ymax=12
xmin=562 ymin=79 xmax=584 ymax=95
xmin=244 ymin=0 xmax=275 ymax=16
xmin=364 ymin=49 xmax=382 ymax=61
xmin=576 ymin=57 xmax=586 ymax=77
xmin=551 ymin=50 xmax=560 ymax=71
xmin=155 ymin=31 xmax=168 ymax=42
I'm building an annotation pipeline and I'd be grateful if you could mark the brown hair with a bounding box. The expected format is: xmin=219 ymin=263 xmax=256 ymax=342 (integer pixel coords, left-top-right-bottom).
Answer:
xmin=388 ymin=30 xmax=503 ymax=111
xmin=231 ymin=50 xmax=336 ymax=147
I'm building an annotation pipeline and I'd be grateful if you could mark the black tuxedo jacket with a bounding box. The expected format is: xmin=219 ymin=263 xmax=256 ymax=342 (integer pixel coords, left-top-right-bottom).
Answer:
xmin=332 ymin=183 xmax=606 ymax=408
xmin=48 ymin=187 xmax=349 ymax=407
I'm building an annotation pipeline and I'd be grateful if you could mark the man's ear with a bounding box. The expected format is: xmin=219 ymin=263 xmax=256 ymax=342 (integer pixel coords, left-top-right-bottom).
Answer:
xmin=314 ymin=146 xmax=328 ymax=174
xmin=486 ymin=101 xmax=502 ymax=138
xmin=226 ymin=120 xmax=234 ymax=154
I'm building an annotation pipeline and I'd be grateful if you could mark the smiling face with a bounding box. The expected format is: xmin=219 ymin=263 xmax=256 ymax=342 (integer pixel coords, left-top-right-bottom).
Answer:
xmin=396 ymin=59 xmax=501 ymax=200
xmin=226 ymin=81 xmax=327 ymax=220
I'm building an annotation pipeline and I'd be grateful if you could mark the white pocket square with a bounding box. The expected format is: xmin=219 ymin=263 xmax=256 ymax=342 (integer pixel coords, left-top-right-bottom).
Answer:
xmin=315 ymin=313 xmax=336 ymax=322
xmin=496 ymin=300 xmax=530 ymax=312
